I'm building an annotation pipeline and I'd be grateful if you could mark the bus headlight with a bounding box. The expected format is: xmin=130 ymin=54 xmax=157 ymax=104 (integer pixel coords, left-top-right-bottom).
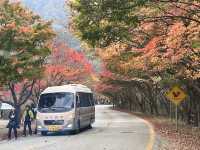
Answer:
xmin=37 ymin=125 xmax=42 ymax=129
xmin=67 ymin=124 xmax=72 ymax=128
xmin=69 ymin=114 xmax=74 ymax=119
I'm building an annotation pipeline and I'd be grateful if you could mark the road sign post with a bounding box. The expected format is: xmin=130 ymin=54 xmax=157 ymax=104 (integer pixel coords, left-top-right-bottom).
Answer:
xmin=165 ymin=85 xmax=187 ymax=131
xmin=170 ymin=101 xmax=172 ymax=121
xmin=175 ymin=105 xmax=178 ymax=131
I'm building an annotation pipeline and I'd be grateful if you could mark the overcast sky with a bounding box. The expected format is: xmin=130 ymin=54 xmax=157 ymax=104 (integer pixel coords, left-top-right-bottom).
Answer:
xmin=20 ymin=0 xmax=81 ymax=50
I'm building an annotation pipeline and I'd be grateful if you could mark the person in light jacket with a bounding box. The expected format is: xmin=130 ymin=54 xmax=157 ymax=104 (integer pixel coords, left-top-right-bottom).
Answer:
xmin=22 ymin=105 xmax=34 ymax=136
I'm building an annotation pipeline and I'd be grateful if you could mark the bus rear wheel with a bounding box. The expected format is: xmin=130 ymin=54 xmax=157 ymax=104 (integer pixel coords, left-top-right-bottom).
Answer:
xmin=88 ymin=124 xmax=92 ymax=129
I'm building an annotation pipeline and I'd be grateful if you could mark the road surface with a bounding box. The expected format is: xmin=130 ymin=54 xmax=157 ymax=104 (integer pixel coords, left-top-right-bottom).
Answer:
xmin=0 ymin=105 xmax=158 ymax=150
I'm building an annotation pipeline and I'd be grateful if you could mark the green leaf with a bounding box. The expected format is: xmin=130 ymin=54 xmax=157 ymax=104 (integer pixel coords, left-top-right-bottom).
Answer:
xmin=0 ymin=1 xmax=55 ymax=85
xmin=192 ymin=40 xmax=200 ymax=49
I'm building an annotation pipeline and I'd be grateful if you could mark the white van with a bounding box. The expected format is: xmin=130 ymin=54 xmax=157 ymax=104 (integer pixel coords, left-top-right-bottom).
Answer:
xmin=36 ymin=84 xmax=95 ymax=135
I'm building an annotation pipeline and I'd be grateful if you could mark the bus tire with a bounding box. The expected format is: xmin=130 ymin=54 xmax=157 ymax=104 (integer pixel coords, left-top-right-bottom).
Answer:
xmin=41 ymin=131 xmax=47 ymax=136
xmin=88 ymin=124 xmax=92 ymax=129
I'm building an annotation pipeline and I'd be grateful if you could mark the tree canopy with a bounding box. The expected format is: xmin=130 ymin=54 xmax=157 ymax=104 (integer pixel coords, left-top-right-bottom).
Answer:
xmin=70 ymin=0 xmax=200 ymax=124
xmin=0 ymin=0 xmax=55 ymax=109
xmin=70 ymin=0 xmax=200 ymax=82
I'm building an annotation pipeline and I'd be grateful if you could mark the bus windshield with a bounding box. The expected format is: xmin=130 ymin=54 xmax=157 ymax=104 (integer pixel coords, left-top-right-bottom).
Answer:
xmin=38 ymin=92 xmax=74 ymax=113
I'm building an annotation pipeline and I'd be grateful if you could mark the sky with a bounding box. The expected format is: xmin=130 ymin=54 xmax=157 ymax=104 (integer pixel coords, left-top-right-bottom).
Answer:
xmin=21 ymin=0 xmax=82 ymax=50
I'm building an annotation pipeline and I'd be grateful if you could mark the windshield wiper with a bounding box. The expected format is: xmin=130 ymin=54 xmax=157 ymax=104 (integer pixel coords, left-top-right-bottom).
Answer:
xmin=51 ymin=106 xmax=66 ymax=109
xmin=40 ymin=107 xmax=58 ymax=111
xmin=40 ymin=107 xmax=49 ymax=110
xmin=39 ymin=108 xmax=50 ymax=112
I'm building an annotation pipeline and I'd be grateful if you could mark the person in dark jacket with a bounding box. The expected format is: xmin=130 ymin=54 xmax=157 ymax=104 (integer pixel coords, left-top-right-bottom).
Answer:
xmin=7 ymin=109 xmax=18 ymax=140
xmin=22 ymin=105 xmax=34 ymax=136
xmin=30 ymin=103 xmax=37 ymax=134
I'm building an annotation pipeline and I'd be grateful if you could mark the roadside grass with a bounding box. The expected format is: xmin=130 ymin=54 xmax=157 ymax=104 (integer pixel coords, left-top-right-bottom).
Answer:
xmin=113 ymin=108 xmax=200 ymax=150
xmin=148 ymin=116 xmax=200 ymax=150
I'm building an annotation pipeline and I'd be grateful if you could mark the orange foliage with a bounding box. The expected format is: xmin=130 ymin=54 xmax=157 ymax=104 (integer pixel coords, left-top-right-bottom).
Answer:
xmin=19 ymin=26 xmax=32 ymax=33
xmin=166 ymin=22 xmax=186 ymax=50
xmin=44 ymin=42 xmax=94 ymax=85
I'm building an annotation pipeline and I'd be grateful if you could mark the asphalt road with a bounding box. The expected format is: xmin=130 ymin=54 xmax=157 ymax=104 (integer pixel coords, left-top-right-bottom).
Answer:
xmin=0 ymin=105 xmax=157 ymax=150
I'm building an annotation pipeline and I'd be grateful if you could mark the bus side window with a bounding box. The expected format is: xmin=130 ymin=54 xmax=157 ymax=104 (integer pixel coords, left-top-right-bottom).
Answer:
xmin=78 ymin=92 xmax=91 ymax=107
xmin=79 ymin=92 xmax=87 ymax=107
xmin=89 ymin=93 xmax=94 ymax=106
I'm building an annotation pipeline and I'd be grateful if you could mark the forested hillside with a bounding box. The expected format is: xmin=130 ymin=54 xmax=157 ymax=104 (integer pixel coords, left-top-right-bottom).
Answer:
xmin=70 ymin=0 xmax=200 ymax=127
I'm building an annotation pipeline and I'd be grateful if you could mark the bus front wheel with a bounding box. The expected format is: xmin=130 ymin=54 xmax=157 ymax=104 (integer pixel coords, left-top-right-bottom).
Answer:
xmin=41 ymin=131 xmax=47 ymax=136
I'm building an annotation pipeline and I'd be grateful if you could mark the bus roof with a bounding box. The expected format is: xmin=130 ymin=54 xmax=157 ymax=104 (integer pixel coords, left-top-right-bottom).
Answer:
xmin=41 ymin=84 xmax=92 ymax=94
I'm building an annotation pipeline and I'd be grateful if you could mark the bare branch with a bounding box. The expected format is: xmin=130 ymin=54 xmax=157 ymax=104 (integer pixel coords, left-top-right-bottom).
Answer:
xmin=19 ymin=81 xmax=37 ymax=101
xmin=139 ymin=15 xmax=200 ymax=24
xmin=19 ymin=80 xmax=35 ymax=106
xmin=8 ymin=82 xmax=18 ymax=104
xmin=157 ymin=0 xmax=200 ymax=8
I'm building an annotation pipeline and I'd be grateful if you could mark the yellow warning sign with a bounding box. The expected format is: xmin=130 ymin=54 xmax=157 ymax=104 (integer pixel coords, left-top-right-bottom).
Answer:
xmin=166 ymin=86 xmax=187 ymax=105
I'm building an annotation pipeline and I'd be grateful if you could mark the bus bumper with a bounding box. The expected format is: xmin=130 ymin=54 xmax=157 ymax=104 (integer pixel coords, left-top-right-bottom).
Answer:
xmin=37 ymin=121 xmax=75 ymax=132
xmin=37 ymin=125 xmax=74 ymax=132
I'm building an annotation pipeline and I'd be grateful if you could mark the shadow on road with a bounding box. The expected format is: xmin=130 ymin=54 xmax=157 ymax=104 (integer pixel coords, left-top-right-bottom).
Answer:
xmin=40 ymin=126 xmax=93 ymax=137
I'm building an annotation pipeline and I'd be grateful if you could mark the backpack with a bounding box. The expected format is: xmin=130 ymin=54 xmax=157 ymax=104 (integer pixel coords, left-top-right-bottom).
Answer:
xmin=25 ymin=110 xmax=31 ymax=122
xmin=7 ymin=112 xmax=17 ymax=128
xmin=31 ymin=108 xmax=37 ymax=119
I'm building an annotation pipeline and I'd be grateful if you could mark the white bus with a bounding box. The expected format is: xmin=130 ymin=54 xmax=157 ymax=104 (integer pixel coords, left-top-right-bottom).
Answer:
xmin=36 ymin=84 xmax=95 ymax=135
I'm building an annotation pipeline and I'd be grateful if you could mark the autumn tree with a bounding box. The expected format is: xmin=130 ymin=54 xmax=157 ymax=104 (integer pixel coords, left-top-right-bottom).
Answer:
xmin=70 ymin=0 xmax=200 ymax=123
xmin=70 ymin=0 xmax=200 ymax=90
xmin=28 ymin=42 xmax=94 ymax=104
xmin=0 ymin=1 xmax=55 ymax=121
xmin=45 ymin=42 xmax=94 ymax=85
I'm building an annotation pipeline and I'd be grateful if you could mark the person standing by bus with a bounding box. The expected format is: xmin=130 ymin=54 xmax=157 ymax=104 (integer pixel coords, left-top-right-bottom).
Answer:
xmin=7 ymin=109 xmax=18 ymax=140
xmin=22 ymin=105 xmax=34 ymax=136
xmin=30 ymin=103 xmax=37 ymax=134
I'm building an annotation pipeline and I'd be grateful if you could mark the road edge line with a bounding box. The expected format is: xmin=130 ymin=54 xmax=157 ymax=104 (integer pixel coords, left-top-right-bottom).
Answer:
xmin=132 ymin=115 xmax=155 ymax=150
xmin=113 ymin=108 xmax=156 ymax=150
xmin=142 ymin=118 xmax=155 ymax=150
xmin=112 ymin=109 xmax=156 ymax=150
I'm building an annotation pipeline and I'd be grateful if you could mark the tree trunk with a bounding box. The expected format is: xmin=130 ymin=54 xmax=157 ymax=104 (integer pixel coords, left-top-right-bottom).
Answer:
xmin=14 ymin=104 xmax=21 ymax=127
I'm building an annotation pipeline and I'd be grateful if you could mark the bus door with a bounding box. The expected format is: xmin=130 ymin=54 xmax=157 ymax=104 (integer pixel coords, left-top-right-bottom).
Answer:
xmin=75 ymin=93 xmax=81 ymax=127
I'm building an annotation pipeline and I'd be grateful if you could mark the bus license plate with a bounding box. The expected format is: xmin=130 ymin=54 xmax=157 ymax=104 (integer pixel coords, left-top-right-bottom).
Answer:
xmin=48 ymin=126 xmax=60 ymax=132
